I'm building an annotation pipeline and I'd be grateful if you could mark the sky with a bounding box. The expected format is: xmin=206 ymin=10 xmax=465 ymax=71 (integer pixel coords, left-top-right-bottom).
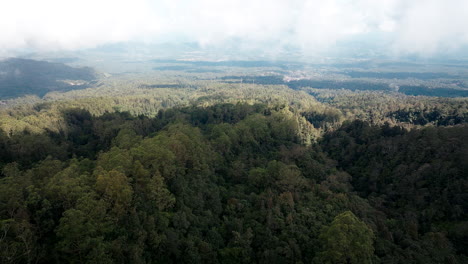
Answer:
xmin=1 ymin=0 xmax=468 ymax=58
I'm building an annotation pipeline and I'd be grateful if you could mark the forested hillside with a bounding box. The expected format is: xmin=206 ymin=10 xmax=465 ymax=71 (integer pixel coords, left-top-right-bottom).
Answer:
xmin=0 ymin=58 xmax=98 ymax=99
xmin=1 ymin=103 xmax=467 ymax=263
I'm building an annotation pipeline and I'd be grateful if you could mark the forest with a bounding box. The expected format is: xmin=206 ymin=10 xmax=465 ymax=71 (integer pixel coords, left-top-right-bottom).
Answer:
xmin=0 ymin=58 xmax=467 ymax=263
xmin=0 ymin=99 xmax=467 ymax=263
xmin=4 ymin=0 xmax=468 ymax=260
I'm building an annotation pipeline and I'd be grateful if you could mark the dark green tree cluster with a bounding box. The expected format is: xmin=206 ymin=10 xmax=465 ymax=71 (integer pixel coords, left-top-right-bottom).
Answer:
xmin=322 ymin=120 xmax=468 ymax=263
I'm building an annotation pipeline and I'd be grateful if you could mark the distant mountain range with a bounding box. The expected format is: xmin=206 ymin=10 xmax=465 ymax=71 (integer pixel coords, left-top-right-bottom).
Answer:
xmin=0 ymin=58 xmax=98 ymax=99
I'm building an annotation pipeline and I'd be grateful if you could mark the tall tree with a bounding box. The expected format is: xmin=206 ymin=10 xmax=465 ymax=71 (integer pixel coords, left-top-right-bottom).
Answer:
xmin=315 ymin=211 xmax=375 ymax=264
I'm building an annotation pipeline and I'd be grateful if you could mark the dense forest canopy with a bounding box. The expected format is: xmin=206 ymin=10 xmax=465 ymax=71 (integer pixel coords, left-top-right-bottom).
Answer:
xmin=0 ymin=100 xmax=467 ymax=263
xmin=0 ymin=58 xmax=467 ymax=263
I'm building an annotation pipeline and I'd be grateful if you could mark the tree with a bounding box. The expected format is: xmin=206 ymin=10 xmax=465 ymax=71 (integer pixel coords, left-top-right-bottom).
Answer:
xmin=315 ymin=211 xmax=375 ymax=264
xmin=55 ymin=194 xmax=113 ymax=264
xmin=95 ymin=169 xmax=133 ymax=216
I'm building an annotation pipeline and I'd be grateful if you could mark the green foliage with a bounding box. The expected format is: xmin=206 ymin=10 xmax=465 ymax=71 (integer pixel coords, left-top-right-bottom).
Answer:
xmin=0 ymin=103 xmax=466 ymax=263
xmin=55 ymin=194 xmax=114 ymax=263
xmin=95 ymin=169 xmax=133 ymax=215
xmin=315 ymin=211 xmax=375 ymax=264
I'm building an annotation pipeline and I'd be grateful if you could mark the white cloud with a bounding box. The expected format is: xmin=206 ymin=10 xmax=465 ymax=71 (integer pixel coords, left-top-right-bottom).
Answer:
xmin=391 ymin=0 xmax=468 ymax=56
xmin=0 ymin=0 xmax=160 ymax=51
xmin=0 ymin=0 xmax=467 ymax=57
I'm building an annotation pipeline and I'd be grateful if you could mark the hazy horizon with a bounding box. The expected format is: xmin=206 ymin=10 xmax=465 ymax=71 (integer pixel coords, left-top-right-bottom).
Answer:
xmin=2 ymin=0 xmax=468 ymax=60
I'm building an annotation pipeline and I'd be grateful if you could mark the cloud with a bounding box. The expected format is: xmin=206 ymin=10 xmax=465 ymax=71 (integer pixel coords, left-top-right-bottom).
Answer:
xmin=391 ymin=0 xmax=468 ymax=56
xmin=0 ymin=0 xmax=160 ymax=51
xmin=1 ymin=0 xmax=467 ymax=57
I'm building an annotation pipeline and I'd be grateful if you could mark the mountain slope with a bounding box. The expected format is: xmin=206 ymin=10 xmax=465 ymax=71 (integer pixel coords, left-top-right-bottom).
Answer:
xmin=0 ymin=58 xmax=98 ymax=99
